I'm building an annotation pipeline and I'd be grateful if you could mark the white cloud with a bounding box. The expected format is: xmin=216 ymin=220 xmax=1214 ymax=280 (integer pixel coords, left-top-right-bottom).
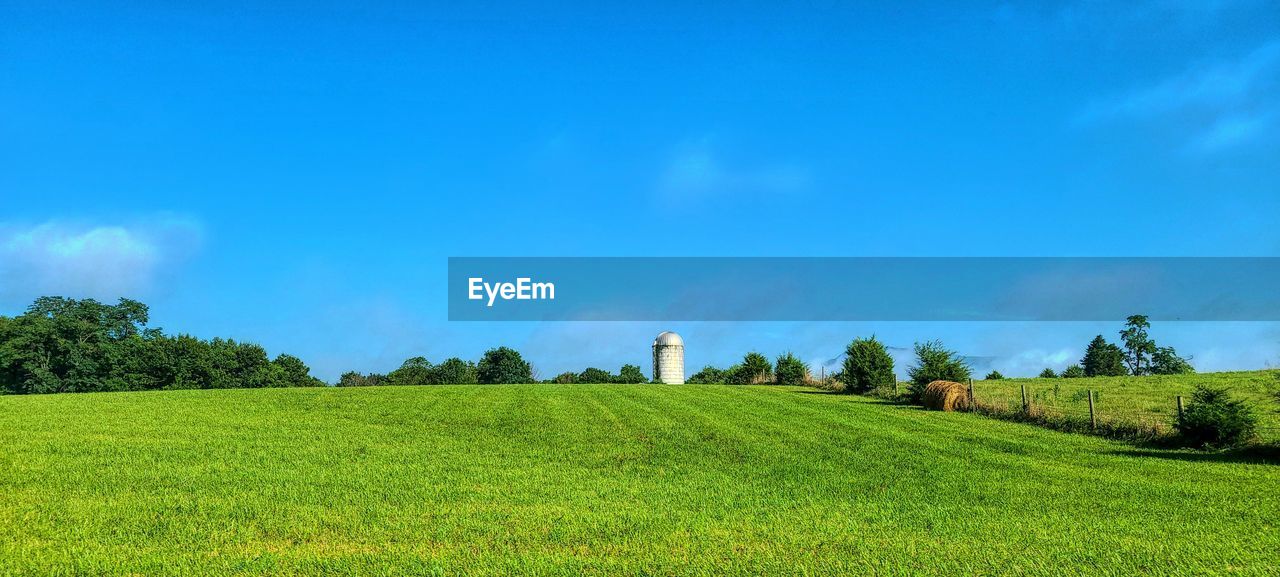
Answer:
xmin=1080 ymin=39 xmax=1280 ymax=151
xmin=0 ymin=217 xmax=201 ymax=306
xmin=657 ymin=139 xmax=810 ymax=203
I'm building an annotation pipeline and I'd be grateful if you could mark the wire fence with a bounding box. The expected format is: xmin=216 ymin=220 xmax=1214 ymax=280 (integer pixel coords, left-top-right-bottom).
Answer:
xmin=968 ymin=380 xmax=1280 ymax=442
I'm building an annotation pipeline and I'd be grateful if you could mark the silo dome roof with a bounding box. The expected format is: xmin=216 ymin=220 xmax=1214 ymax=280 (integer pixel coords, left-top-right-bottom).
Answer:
xmin=653 ymin=331 xmax=684 ymax=347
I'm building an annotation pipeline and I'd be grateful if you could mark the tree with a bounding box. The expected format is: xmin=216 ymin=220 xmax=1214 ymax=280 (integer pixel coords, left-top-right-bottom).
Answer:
xmin=616 ymin=364 xmax=647 ymax=384
xmin=1150 ymin=346 xmax=1194 ymax=375
xmin=1061 ymin=364 xmax=1086 ymax=378
xmin=687 ymin=365 xmax=726 ymax=384
xmin=271 ymin=354 xmax=324 ymax=387
xmin=984 ymin=370 xmax=1004 ymax=380
xmin=1120 ymin=315 xmax=1156 ymax=376
xmin=730 ymin=352 xmax=773 ymax=384
xmin=552 ymin=371 xmax=578 ymax=384
xmin=578 ymin=367 xmax=614 ymax=383
xmin=387 ymin=356 xmax=434 ymax=385
xmin=774 ymin=352 xmax=809 ymax=386
xmin=906 ymin=340 xmax=971 ymax=402
xmin=336 ymin=371 xmax=386 ymax=387
xmin=1081 ymin=335 xmax=1127 ymax=377
xmin=430 ymin=357 xmax=478 ymax=384
xmin=476 ymin=347 xmax=533 ymax=384
xmin=842 ymin=336 xmax=895 ymax=394
xmin=1039 ymin=368 xmax=1058 ymax=379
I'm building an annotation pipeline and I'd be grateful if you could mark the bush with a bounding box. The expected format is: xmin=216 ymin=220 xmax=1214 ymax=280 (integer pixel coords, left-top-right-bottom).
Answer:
xmin=842 ymin=336 xmax=894 ymax=394
xmin=1061 ymin=364 xmax=1085 ymax=378
xmin=616 ymin=364 xmax=647 ymax=384
xmin=1039 ymin=368 xmax=1058 ymax=379
xmin=687 ymin=366 xmax=726 ymax=384
xmin=552 ymin=371 xmax=577 ymax=384
xmin=1175 ymin=385 xmax=1258 ymax=448
xmin=730 ymin=352 xmax=773 ymax=384
xmin=476 ymin=347 xmax=533 ymax=384
xmin=984 ymin=370 xmax=1004 ymax=380
xmin=906 ymin=340 xmax=971 ymax=402
xmin=774 ymin=352 xmax=809 ymax=385
xmin=576 ymin=367 xmax=612 ymax=383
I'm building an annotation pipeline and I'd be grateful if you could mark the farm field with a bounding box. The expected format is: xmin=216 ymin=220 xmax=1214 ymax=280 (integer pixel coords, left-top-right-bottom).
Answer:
xmin=2 ymin=384 xmax=1278 ymax=576
xmin=972 ymin=370 xmax=1280 ymax=440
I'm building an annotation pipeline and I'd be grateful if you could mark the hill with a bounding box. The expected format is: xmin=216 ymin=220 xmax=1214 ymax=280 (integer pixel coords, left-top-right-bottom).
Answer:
xmin=1 ymin=384 xmax=1277 ymax=575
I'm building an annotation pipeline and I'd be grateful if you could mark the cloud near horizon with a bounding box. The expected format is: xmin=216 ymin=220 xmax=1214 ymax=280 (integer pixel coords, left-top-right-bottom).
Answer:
xmin=0 ymin=217 xmax=202 ymax=307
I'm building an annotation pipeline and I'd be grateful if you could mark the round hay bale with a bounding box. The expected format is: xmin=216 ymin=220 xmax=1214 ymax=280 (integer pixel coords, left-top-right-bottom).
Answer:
xmin=922 ymin=380 xmax=970 ymax=412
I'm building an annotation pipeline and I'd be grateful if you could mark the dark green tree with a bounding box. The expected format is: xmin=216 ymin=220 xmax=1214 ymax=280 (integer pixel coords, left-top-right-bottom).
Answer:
xmin=387 ymin=356 xmax=434 ymax=385
xmin=578 ymin=367 xmax=614 ymax=383
xmin=552 ymin=371 xmax=577 ymax=384
xmin=842 ymin=336 xmax=895 ymax=394
xmin=1039 ymin=367 xmax=1058 ymax=379
xmin=774 ymin=352 xmax=809 ymax=386
xmin=1061 ymin=364 xmax=1086 ymax=378
xmin=687 ymin=365 xmax=726 ymax=384
xmin=477 ymin=347 xmax=533 ymax=384
xmin=984 ymin=370 xmax=1004 ymax=380
xmin=906 ymin=340 xmax=971 ymax=402
xmin=1081 ymin=335 xmax=1127 ymax=377
xmin=730 ymin=352 xmax=773 ymax=384
xmin=1150 ymin=346 xmax=1194 ymax=375
xmin=616 ymin=364 xmax=647 ymax=384
xmin=430 ymin=357 xmax=478 ymax=384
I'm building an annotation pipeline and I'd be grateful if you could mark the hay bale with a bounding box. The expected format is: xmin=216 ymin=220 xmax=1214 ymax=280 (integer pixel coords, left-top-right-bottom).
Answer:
xmin=922 ymin=380 xmax=970 ymax=411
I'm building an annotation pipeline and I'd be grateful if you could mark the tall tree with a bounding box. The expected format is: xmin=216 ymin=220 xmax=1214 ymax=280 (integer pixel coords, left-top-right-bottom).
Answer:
xmin=1081 ymin=335 xmax=1127 ymax=377
xmin=477 ymin=347 xmax=533 ymax=384
xmin=1119 ymin=315 xmax=1156 ymax=376
xmin=842 ymin=336 xmax=895 ymax=394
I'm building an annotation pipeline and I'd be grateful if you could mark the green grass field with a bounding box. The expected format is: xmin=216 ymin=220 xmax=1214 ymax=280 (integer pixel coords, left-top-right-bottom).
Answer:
xmin=2 ymin=384 xmax=1278 ymax=576
xmin=971 ymin=370 xmax=1280 ymax=440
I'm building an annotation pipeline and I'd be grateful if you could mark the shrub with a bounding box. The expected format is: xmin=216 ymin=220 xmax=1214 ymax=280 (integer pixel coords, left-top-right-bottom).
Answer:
xmin=687 ymin=366 xmax=726 ymax=384
xmin=1039 ymin=368 xmax=1058 ymax=379
xmin=906 ymin=340 xmax=971 ymax=402
xmin=616 ymin=364 xmax=647 ymax=384
xmin=984 ymin=370 xmax=1004 ymax=380
xmin=1061 ymin=364 xmax=1085 ymax=378
xmin=476 ymin=347 xmax=533 ymax=384
xmin=1175 ymin=385 xmax=1258 ymax=448
xmin=730 ymin=352 xmax=773 ymax=384
xmin=842 ymin=336 xmax=894 ymax=394
xmin=774 ymin=352 xmax=809 ymax=385
xmin=578 ymin=367 xmax=614 ymax=383
xmin=430 ymin=357 xmax=478 ymax=384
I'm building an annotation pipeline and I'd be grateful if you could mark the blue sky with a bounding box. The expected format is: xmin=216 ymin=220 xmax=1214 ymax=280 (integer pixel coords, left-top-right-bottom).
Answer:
xmin=3 ymin=1 xmax=1279 ymax=380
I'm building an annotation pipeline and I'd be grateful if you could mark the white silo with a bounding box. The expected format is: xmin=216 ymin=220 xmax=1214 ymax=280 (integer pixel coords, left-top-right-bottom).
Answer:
xmin=652 ymin=331 xmax=685 ymax=384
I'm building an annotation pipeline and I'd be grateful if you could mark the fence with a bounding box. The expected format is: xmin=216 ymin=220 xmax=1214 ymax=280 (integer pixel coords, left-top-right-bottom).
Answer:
xmin=967 ymin=378 xmax=1280 ymax=442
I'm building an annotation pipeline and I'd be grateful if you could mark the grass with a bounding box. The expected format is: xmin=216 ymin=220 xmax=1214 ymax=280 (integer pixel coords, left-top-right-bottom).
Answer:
xmin=1 ymin=384 xmax=1278 ymax=575
xmin=972 ymin=370 xmax=1280 ymax=441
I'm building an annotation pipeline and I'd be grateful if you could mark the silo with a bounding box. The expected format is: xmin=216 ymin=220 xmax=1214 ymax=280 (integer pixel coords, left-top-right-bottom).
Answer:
xmin=652 ymin=331 xmax=685 ymax=384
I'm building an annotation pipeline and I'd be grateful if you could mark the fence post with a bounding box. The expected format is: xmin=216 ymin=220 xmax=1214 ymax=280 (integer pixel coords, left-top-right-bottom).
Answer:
xmin=1087 ymin=389 xmax=1096 ymax=431
xmin=1020 ymin=384 xmax=1028 ymax=414
xmin=1176 ymin=395 xmax=1184 ymax=427
xmin=968 ymin=378 xmax=975 ymax=412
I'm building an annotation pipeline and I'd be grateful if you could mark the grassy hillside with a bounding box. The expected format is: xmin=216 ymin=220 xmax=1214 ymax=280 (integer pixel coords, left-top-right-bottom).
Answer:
xmin=2 ymin=385 xmax=1278 ymax=576
xmin=973 ymin=370 xmax=1280 ymax=440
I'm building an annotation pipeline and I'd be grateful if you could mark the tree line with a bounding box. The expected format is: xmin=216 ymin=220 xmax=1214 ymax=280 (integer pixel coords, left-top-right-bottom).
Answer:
xmin=0 ymin=297 xmax=324 ymax=394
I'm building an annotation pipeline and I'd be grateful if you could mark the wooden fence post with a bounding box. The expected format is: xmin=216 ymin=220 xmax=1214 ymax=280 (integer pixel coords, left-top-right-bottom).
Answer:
xmin=1087 ymin=389 xmax=1096 ymax=431
xmin=968 ymin=378 xmax=975 ymax=412
xmin=1176 ymin=395 xmax=1184 ymax=427
xmin=1020 ymin=384 xmax=1028 ymax=414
